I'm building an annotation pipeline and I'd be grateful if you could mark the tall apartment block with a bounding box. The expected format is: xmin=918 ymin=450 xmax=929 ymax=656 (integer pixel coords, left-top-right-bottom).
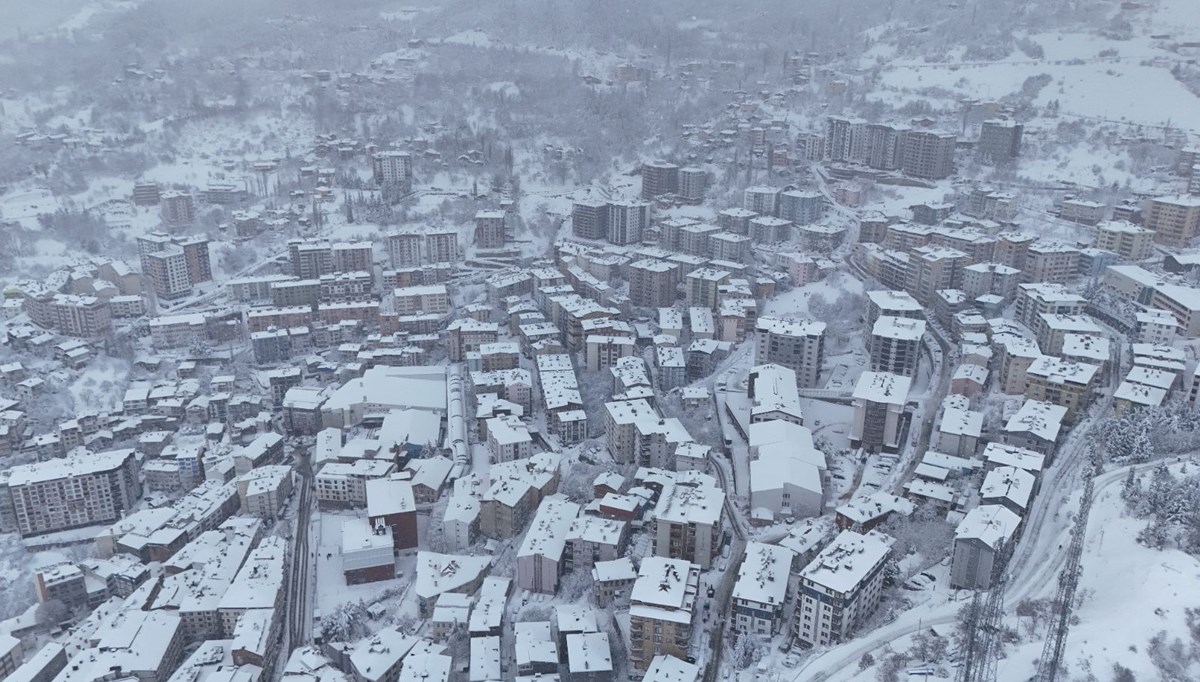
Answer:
xmin=678 ymin=167 xmax=706 ymax=204
xmin=8 ymin=449 xmax=142 ymax=537
xmin=607 ymin=200 xmax=651 ymax=245
xmin=977 ymin=120 xmax=1023 ymax=164
xmin=754 ymin=316 xmax=826 ymax=388
xmin=160 ymin=191 xmax=195 ymax=226
xmin=475 ymin=210 xmax=508 ymax=249
xmin=372 ymin=151 xmax=413 ymax=192
xmin=1144 ymin=194 xmax=1200 ymax=247
xmin=138 ymin=233 xmax=212 ymax=300
xmin=902 ymin=131 xmax=957 ymax=180
xmin=572 ymin=199 xmax=609 ymax=240
xmin=642 ymin=161 xmax=680 ymax=198
xmin=796 ymin=530 xmax=891 ymax=647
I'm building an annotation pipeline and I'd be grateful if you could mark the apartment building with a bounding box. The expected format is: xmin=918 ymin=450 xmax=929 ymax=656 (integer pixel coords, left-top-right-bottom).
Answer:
xmin=628 ymin=556 xmax=701 ymax=673
xmin=1094 ymin=221 xmax=1155 ymax=261
xmin=387 ymin=230 xmax=424 ymax=268
xmin=743 ymin=185 xmax=781 ymax=216
xmin=976 ymin=119 xmax=1023 ymax=164
xmin=907 ymin=246 xmax=968 ymax=303
xmin=138 ymin=233 xmax=212 ymax=300
xmin=865 ymin=289 xmax=923 ymax=328
xmin=961 ymin=263 xmax=1022 ymax=301
xmin=1013 ymin=283 xmax=1086 ymax=329
xmin=627 ymin=259 xmax=679 ymax=308
xmin=373 ymin=149 xmax=413 ymax=184
xmin=754 ymin=316 xmax=826 ymax=388
xmin=1023 ymin=356 xmax=1100 ymax=423
xmin=732 ymin=542 xmax=796 ymax=635
xmin=642 ymin=161 xmax=680 ymax=198
xmin=796 ymin=530 xmax=892 ymax=647
xmin=607 ymin=200 xmax=652 ymax=245
xmin=678 ymin=167 xmax=706 ymax=203
xmin=901 ymin=130 xmax=956 ymax=180
xmin=863 ymin=123 xmax=908 ymax=170
xmin=653 ymin=474 xmax=725 ymax=569
xmin=1058 ymin=198 xmax=1106 ymax=225
xmin=1025 ymin=242 xmax=1081 ymax=284
xmin=572 ymin=199 xmax=609 ymax=240
xmin=474 ymin=210 xmax=507 ymax=249
xmin=394 ymin=284 xmax=450 ymax=316
xmin=685 ymin=268 xmax=731 ymax=310
xmin=824 ymin=116 xmax=867 ymax=163
xmin=160 ymin=190 xmax=195 ymax=225
xmin=8 ymin=448 xmax=142 ymax=537
xmin=950 ymin=504 xmax=1021 ymax=589
xmin=778 ymin=189 xmax=825 ymax=225
xmin=850 ymin=371 xmax=912 ymax=453
xmin=1144 ymin=194 xmax=1200 ymax=246
xmin=869 ymin=316 xmax=926 ymax=377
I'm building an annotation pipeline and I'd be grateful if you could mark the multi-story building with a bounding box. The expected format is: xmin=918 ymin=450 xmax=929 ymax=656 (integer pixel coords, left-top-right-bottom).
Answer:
xmin=474 ymin=210 xmax=507 ymax=249
xmin=1094 ymin=220 xmax=1154 ymax=261
xmin=850 ymin=371 xmax=911 ymax=452
xmin=628 ymin=556 xmax=701 ymax=673
xmin=1023 ymin=356 xmax=1100 ymax=423
xmin=516 ymin=495 xmax=580 ymax=594
xmin=743 ymin=186 xmax=781 ymax=216
xmin=684 ymin=268 xmax=730 ymax=310
xmin=950 ymin=505 xmax=1021 ymax=590
xmin=425 ymin=229 xmax=458 ymax=264
xmin=627 ymin=259 xmax=679 ymax=308
xmin=332 ymin=241 xmax=374 ymax=274
xmin=754 ymin=317 xmax=826 ymax=388
xmin=824 ymin=116 xmax=867 ymax=163
xmin=796 ymin=530 xmax=892 ymax=647
xmin=869 ymin=316 xmax=926 ymax=377
xmin=160 ymin=191 xmax=195 ymax=225
xmin=908 ymin=245 xmax=969 ymax=303
xmin=394 ymin=284 xmax=450 ymax=316
xmin=642 ymin=162 xmax=680 ymax=198
xmin=778 ymin=190 xmax=825 ymax=225
xmin=373 ymin=151 xmax=413 ymax=191
xmin=607 ymin=200 xmax=651 ymax=245
xmin=572 ymin=199 xmax=609 ymax=240
xmin=1025 ymin=242 xmax=1081 ymax=284
xmin=678 ymin=167 xmax=706 ymax=204
xmin=961 ymin=263 xmax=1022 ymax=301
xmin=863 ymin=123 xmax=908 ymax=170
xmin=387 ymin=230 xmax=423 ymax=268
xmin=653 ymin=474 xmax=724 ymax=569
xmin=976 ymin=120 xmax=1023 ymax=164
xmin=901 ymin=130 xmax=956 ymax=179
xmin=1144 ymin=194 xmax=1200 ymax=246
xmin=8 ymin=448 xmax=142 ymax=537
xmin=732 ymin=542 xmax=796 ymax=635
xmin=1014 ymin=283 xmax=1086 ymax=329
xmin=1058 ymin=198 xmax=1106 ymax=226
xmin=138 ymin=233 xmax=212 ymax=300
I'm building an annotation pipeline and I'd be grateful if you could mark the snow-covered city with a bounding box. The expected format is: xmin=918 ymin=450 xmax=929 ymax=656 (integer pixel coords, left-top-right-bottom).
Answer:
xmin=0 ymin=1 xmax=1198 ymax=681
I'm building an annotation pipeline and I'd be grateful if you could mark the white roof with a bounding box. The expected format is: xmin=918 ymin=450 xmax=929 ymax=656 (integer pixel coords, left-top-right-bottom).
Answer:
xmin=1114 ymin=381 xmax=1167 ymax=407
xmin=756 ymin=316 xmax=826 ymax=338
xmin=654 ymin=477 xmax=724 ymax=527
xmin=644 ymin=655 xmax=702 ymax=682
xmin=1004 ymin=400 xmax=1067 ymax=442
xmin=1026 ymin=356 xmax=1099 ymax=386
xmin=592 ymin=556 xmax=638 ymax=583
xmin=414 ymin=552 xmax=492 ymax=601
xmin=565 ymin=632 xmax=613 ymax=674
xmin=1124 ymin=365 xmax=1175 ymax=390
xmin=398 ymin=654 xmax=452 ymax=682
xmin=939 ymin=407 xmax=983 ymax=438
xmin=866 ymin=289 xmax=923 ymax=312
xmin=366 ymin=477 xmax=415 ymax=517
xmin=517 ymin=495 xmax=580 ymax=559
xmin=732 ymin=542 xmax=794 ymax=606
xmin=955 ymin=504 xmax=1022 ymax=549
xmin=980 ymin=442 xmax=1044 ymax=472
xmin=800 ymin=530 xmax=892 ymax=593
xmin=836 ymin=491 xmax=915 ymax=524
xmin=980 ymin=466 xmax=1036 ymax=510
xmin=8 ymin=448 xmax=133 ymax=486
xmin=852 ymin=371 xmax=912 ymax=405
xmin=872 ymin=315 xmax=926 ymax=341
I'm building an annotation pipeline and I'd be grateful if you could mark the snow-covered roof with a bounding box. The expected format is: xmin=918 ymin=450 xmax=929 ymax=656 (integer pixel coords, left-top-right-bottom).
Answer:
xmin=955 ymin=504 xmax=1021 ymax=549
xmin=1026 ymin=356 xmax=1100 ymax=386
xmin=980 ymin=466 xmax=1036 ymax=510
xmin=755 ymin=316 xmax=826 ymax=338
xmin=517 ymin=495 xmax=580 ymax=559
xmin=939 ymin=407 xmax=984 ymax=438
xmin=799 ymin=530 xmax=892 ymax=593
xmin=1124 ymin=365 xmax=1175 ymax=390
xmin=1114 ymin=381 xmax=1167 ymax=408
xmin=852 ymin=371 xmax=912 ymax=405
xmin=644 ymin=655 xmax=701 ymax=682
xmin=565 ymin=632 xmax=613 ymax=675
xmin=981 ymin=442 xmax=1045 ymax=472
xmin=592 ymin=556 xmax=637 ymax=583
xmin=654 ymin=476 xmax=724 ymax=527
xmin=630 ymin=556 xmax=700 ymax=624
xmin=366 ymin=477 xmax=415 ymax=518
xmin=836 ymin=491 xmax=915 ymax=525
xmin=732 ymin=541 xmax=794 ymax=606
xmin=414 ymin=552 xmax=492 ymax=601
xmin=1004 ymin=400 xmax=1067 ymax=442
xmin=872 ymin=315 xmax=926 ymax=341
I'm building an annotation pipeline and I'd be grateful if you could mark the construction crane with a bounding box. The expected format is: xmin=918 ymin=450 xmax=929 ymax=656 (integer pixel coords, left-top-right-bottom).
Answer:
xmin=955 ymin=539 xmax=1012 ymax=682
xmin=1034 ymin=456 xmax=1099 ymax=682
